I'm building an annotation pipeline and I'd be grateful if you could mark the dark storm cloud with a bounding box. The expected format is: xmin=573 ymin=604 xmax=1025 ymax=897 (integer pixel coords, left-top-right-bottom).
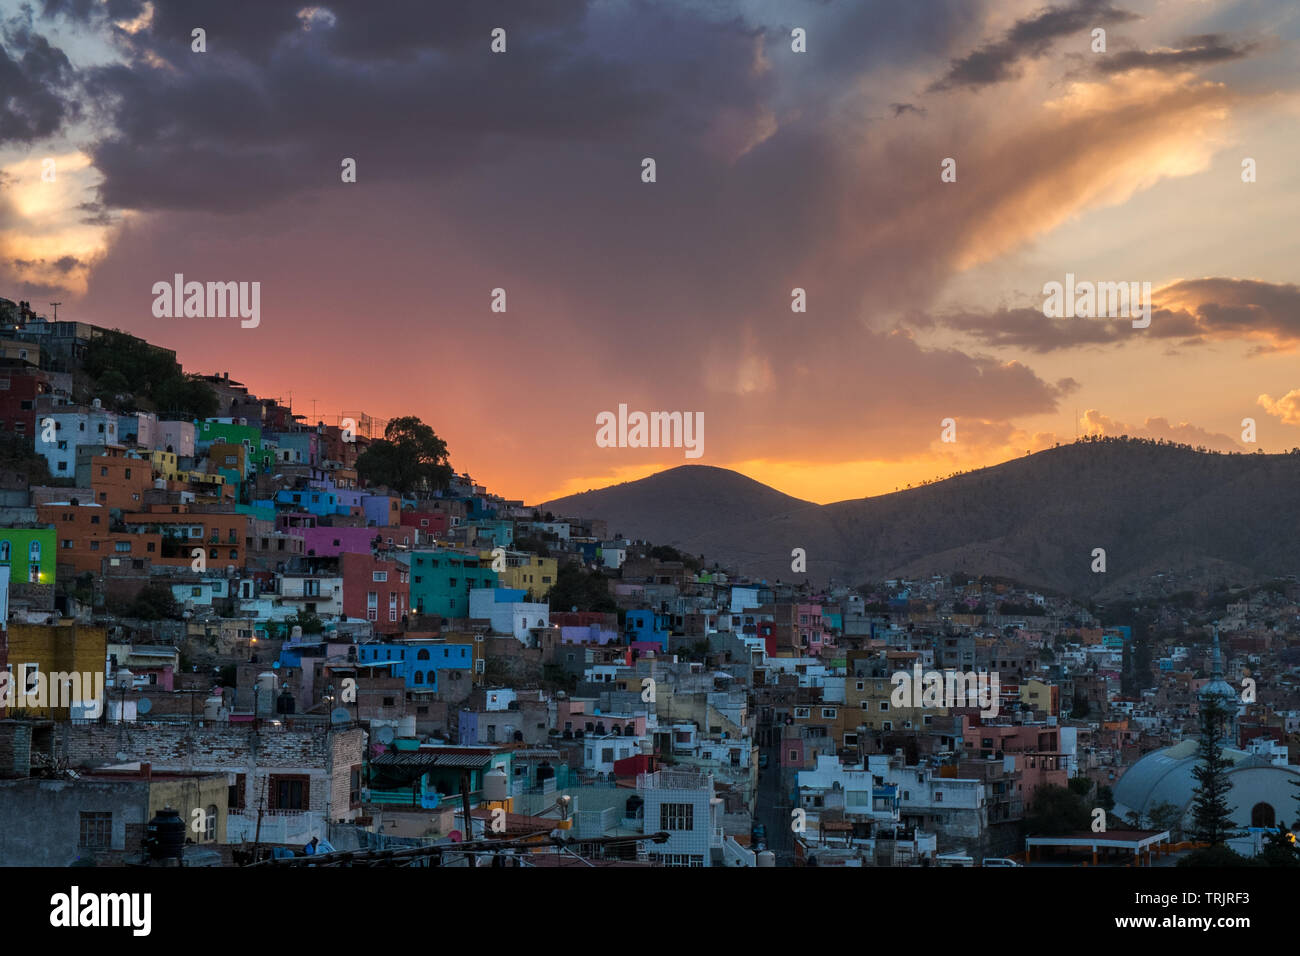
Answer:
xmin=890 ymin=102 xmax=926 ymax=117
xmin=0 ymin=12 xmax=80 ymax=143
xmin=1093 ymin=34 xmax=1256 ymax=74
xmin=912 ymin=279 xmax=1300 ymax=352
xmin=928 ymin=0 xmax=1138 ymax=92
xmin=77 ymin=0 xmax=695 ymax=212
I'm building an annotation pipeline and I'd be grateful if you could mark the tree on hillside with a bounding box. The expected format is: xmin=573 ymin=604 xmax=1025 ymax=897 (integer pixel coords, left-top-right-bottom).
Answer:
xmin=154 ymin=375 xmax=219 ymax=419
xmin=548 ymin=563 xmax=617 ymax=614
xmin=83 ymin=330 xmax=217 ymax=418
xmin=356 ymin=416 xmax=453 ymax=495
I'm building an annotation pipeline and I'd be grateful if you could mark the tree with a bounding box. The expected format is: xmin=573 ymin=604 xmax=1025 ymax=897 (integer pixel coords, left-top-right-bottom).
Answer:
xmin=124 ymin=583 xmax=182 ymax=620
xmin=1025 ymin=784 xmax=1092 ymax=836
xmin=1147 ymin=800 xmax=1183 ymax=837
xmin=286 ymin=610 xmax=324 ymax=635
xmin=1189 ymin=698 xmax=1240 ymax=846
xmin=153 ymin=375 xmax=219 ymax=419
xmin=547 ymin=563 xmax=616 ymax=614
xmin=1255 ymin=821 xmax=1300 ymax=867
xmin=356 ymin=415 xmax=453 ymax=495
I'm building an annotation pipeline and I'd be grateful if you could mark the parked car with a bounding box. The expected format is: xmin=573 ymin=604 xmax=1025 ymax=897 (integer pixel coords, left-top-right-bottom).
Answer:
xmin=982 ymin=857 xmax=1021 ymax=867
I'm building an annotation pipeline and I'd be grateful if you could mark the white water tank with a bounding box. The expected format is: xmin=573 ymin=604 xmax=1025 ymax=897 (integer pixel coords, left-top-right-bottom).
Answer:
xmin=483 ymin=768 xmax=509 ymax=802
xmin=757 ymin=851 xmax=776 ymax=867
xmin=398 ymin=715 xmax=416 ymax=738
xmin=256 ymin=672 xmax=278 ymax=693
xmin=203 ymin=697 xmax=223 ymax=720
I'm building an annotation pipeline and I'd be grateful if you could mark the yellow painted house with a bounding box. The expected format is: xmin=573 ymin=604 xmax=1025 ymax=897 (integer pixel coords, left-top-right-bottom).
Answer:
xmin=480 ymin=551 xmax=557 ymax=599
xmin=2 ymin=622 xmax=107 ymax=719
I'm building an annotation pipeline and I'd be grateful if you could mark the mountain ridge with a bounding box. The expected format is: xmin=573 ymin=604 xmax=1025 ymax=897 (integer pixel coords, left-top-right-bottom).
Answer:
xmin=542 ymin=443 xmax=1300 ymax=598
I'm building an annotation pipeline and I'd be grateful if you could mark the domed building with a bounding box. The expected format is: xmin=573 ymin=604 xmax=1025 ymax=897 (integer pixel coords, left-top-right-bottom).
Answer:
xmin=1113 ymin=630 xmax=1300 ymax=841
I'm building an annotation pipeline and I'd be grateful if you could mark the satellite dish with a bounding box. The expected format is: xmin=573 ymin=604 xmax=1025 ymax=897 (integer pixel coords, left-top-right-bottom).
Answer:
xmin=330 ymin=707 xmax=351 ymax=724
xmin=376 ymin=726 xmax=395 ymax=745
xmin=137 ymin=698 xmax=153 ymax=714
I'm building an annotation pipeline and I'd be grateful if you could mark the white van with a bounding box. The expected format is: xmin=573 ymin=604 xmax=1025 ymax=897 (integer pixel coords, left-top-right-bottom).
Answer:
xmin=935 ymin=853 xmax=975 ymax=867
xmin=982 ymin=857 xmax=1021 ymax=867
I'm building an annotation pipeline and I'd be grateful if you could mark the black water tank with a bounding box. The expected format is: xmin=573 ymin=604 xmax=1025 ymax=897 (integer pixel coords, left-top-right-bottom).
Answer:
xmin=145 ymin=807 xmax=186 ymax=864
xmin=536 ymin=761 xmax=555 ymax=785
xmin=276 ymin=687 xmax=295 ymax=714
xmin=626 ymin=795 xmax=643 ymax=818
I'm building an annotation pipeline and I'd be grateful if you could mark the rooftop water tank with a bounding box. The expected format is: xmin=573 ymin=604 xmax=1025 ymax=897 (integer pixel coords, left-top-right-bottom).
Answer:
xmin=757 ymin=851 xmax=776 ymax=867
xmin=144 ymin=807 xmax=186 ymax=865
xmin=483 ymin=768 xmax=508 ymax=802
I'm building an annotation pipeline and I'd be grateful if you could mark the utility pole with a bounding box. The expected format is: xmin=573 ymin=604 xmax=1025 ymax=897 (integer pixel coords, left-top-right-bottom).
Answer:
xmin=49 ymin=302 xmax=61 ymax=322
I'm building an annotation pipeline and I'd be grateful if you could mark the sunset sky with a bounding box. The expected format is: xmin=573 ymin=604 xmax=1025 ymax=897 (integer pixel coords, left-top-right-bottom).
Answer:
xmin=2 ymin=0 xmax=1299 ymax=505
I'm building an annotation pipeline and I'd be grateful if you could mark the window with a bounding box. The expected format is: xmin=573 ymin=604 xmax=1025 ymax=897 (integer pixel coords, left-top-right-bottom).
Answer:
xmin=350 ymin=768 xmax=362 ymax=807
xmin=0 ymin=541 xmax=7 ymax=562
xmin=822 ymin=708 xmax=837 ymax=719
xmin=372 ymin=571 xmax=388 ymax=582
xmin=794 ymin=707 xmax=810 ymax=719
xmin=879 ymin=702 xmax=890 ymax=711
xmin=204 ymin=805 xmax=217 ymax=841
xmin=115 ymin=541 xmax=131 ymax=553
xmin=602 ymin=747 xmax=614 ymax=763
xmin=29 ymin=541 xmax=40 ymax=563
xmin=79 ymin=811 xmax=112 ymax=848
xmin=268 ymin=775 xmax=309 ymax=811
xmin=660 ymin=803 xmax=694 ymax=831
xmin=789 ymin=750 xmax=798 ymax=762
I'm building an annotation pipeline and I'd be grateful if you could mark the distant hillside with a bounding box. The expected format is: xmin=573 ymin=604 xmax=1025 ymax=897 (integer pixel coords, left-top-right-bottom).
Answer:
xmin=542 ymin=443 xmax=1300 ymax=598
xmin=544 ymin=465 xmax=818 ymax=545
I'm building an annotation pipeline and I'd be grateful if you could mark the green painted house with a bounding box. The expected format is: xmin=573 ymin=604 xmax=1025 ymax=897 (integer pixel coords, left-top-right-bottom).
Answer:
xmin=0 ymin=527 xmax=56 ymax=585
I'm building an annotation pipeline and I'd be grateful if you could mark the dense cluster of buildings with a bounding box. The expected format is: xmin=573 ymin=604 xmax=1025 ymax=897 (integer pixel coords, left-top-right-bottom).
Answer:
xmin=0 ymin=299 xmax=1298 ymax=868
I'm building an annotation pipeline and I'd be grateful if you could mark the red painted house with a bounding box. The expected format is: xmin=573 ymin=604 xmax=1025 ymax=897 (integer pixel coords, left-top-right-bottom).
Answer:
xmin=341 ymin=551 xmax=410 ymax=634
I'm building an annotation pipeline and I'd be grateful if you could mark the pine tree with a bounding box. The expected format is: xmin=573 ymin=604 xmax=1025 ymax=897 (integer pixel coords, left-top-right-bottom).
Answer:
xmin=1189 ymin=698 xmax=1239 ymax=846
